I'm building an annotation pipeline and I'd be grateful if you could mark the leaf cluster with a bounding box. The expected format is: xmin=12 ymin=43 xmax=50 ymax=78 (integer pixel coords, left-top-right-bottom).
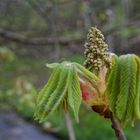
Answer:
xmin=107 ymin=54 xmax=140 ymax=126
xmin=34 ymin=62 xmax=99 ymax=123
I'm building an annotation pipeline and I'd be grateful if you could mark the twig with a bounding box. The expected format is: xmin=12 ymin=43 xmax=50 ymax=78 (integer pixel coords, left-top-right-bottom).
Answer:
xmin=92 ymin=106 xmax=126 ymax=140
xmin=110 ymin=113 xmax=126 ymax=140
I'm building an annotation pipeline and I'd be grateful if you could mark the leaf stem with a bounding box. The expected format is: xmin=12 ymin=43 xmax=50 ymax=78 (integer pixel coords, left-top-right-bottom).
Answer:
xmin=64 ymin=113 xmax=76 ymax=140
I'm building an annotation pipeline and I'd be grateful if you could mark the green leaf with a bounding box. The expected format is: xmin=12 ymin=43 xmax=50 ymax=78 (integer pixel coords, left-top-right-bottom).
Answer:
xmin=107 ymin=54 xmax=140 ymax=125
xmin=75 ymin=63 xmax=99 ymax=82
xmin=116 ymin=55 xmax=132 ymax=120
xmin=39 ymin=64 xmax=70 ymax=122
xmin=34 ymin=61 xmax=98 ymax=123
xmin=36 ymin=66 xmax=60 ymax=103
xmin=133 ymin=56 xmax=140 ymax=119
xmin=106 ymin=55 xmax=119 ymax=114
xmin=68 ymin=65 xmax=82 ymax=122
xmin=125 ymin=55 xmax=137 ymax=121
xmin=34 ymin=66 xmax=61 ymax=119
xmin=46 ymin=63 xmax=60 ymax=69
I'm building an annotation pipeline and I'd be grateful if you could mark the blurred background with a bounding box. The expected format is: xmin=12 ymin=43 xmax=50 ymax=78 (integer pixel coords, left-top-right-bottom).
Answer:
xmin=0 ymin=0 xmax=140 ymax=140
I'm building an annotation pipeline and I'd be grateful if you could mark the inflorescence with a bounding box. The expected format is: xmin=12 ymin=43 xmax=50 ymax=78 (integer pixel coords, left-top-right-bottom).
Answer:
xmin=84 ymin=27 xmax=112 ymax=71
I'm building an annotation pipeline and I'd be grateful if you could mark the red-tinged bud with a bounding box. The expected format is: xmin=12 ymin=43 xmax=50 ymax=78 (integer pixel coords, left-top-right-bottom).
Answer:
xmin=80 ymin=83 xmax=94 ymax=101
xmin=79 ymin=81 xmax=98 ymax=106
xmin=79 ymin=62 xmax=115 ymax=118
xmin=80 ymin=80 xmax=112 ymax=118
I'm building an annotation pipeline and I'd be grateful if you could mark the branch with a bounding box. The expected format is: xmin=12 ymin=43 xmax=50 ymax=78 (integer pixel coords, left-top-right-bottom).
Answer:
xmin=110 ymin=113 xmax=126 ymax=140
xmin=0 ymin=20 xmax=139 ymax=46
xmin=91 ymin=106 xmax=126 ymax=140
xmin=0 ymin=28 xmax=82 ymax=46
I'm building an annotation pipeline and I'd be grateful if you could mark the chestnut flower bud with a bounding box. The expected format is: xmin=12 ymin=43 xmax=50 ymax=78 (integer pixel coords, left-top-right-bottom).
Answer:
xmin=84 ymin=27 xmax=112 ymax=71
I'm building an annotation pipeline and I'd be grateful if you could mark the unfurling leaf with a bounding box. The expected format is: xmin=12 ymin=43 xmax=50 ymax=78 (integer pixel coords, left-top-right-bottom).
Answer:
xmin=116 ymin=55 xmax=132 ymax=121
xmin=75 ymin=63 xmax=99 ymax=82
xmin=133 ymin=56 xmax=140 ymax=119
xmin=34 ymin=66 xmax=61 ymax=119
xmin=34 ymin=62 xmax=98 ymax=122
xmin=106 ymin=55 xmax=119 ymax=114
xmin=107 ymin=54 xmax=140 ymax=125
xmin=68 ymin=65 xmax=82 ymax=122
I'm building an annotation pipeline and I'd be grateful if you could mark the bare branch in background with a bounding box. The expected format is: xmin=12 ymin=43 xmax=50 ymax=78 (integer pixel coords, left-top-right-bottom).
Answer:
xmin=0 ymin=19 xmax=139 ymax=46
xmin=0 ymin=28 xmax=82 ymax=46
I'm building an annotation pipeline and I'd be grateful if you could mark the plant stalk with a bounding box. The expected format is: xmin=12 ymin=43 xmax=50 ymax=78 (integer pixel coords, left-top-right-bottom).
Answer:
xmin=64 ymin=113 xmax=76 ymax=140
xmin=91 ymin=106 xmax=126 ymax=140
xmin=110 ymin=113 xmax=126 ymax=140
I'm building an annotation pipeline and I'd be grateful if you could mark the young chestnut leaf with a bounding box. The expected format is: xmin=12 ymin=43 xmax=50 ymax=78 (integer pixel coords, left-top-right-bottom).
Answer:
xmin=34 ymin=66 xmax=61 ymax=119
xmin=133 ymin=55 xmax=140 ymax=119
xmin=107 ymin=54 xmax=140 ymax=126
xmin=34 ymin=61 xmax=99 ymax=123
xmin=68 ymin=65 xmax=82 ymax=122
